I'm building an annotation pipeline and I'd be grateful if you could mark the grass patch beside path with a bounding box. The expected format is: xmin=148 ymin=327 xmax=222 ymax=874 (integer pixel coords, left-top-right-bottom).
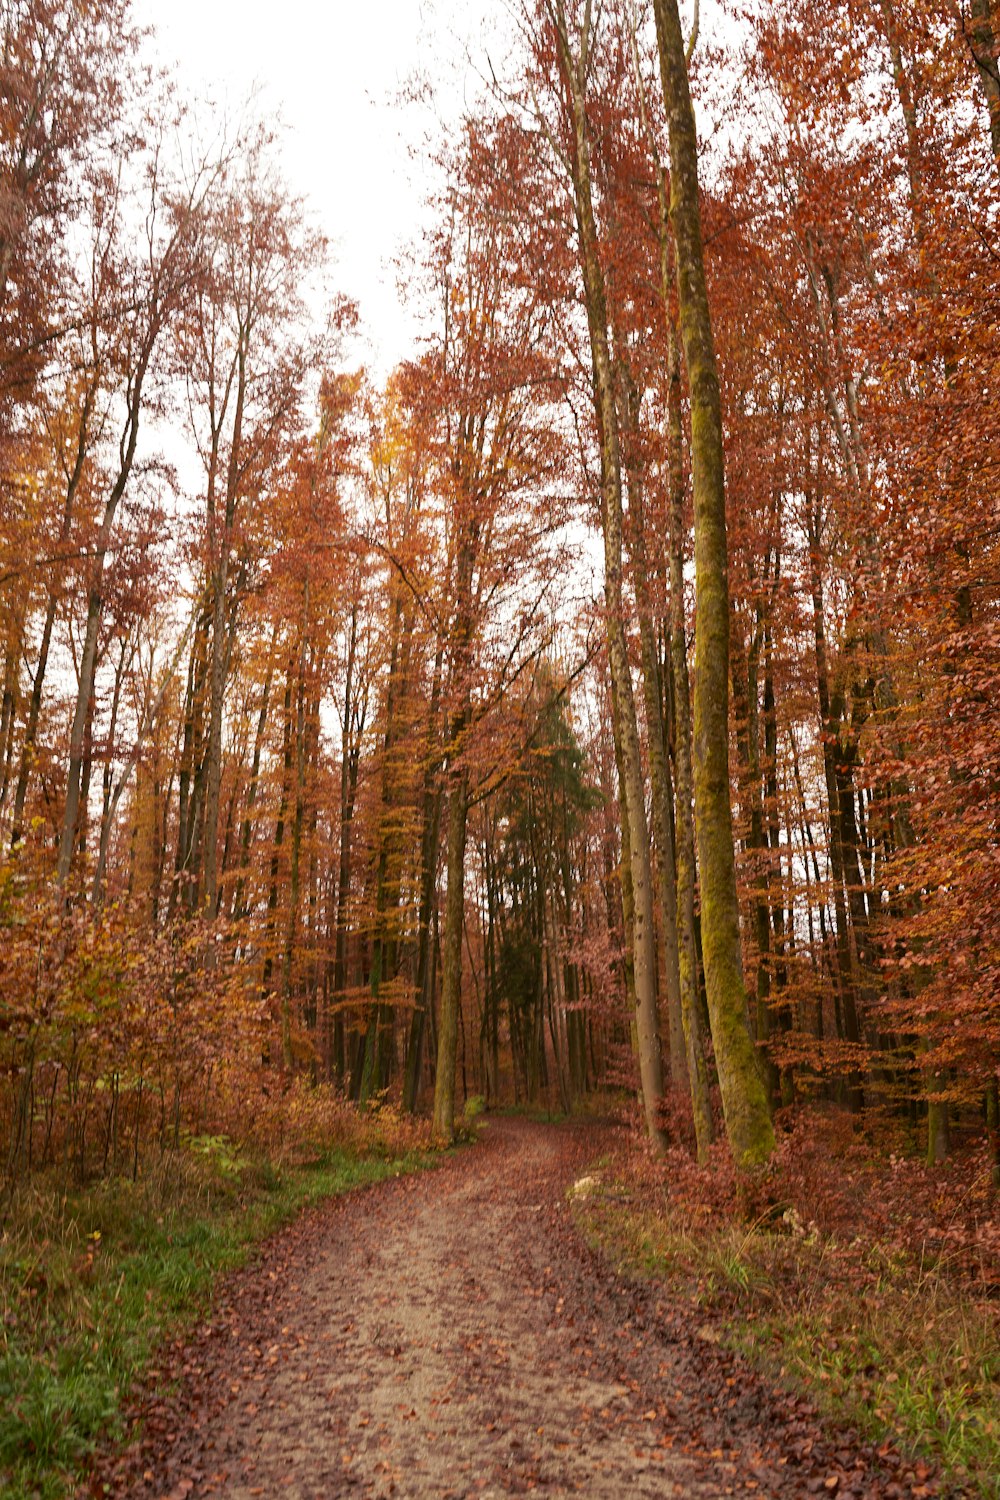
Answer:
xmin=572 ymin=1173 xmax=1000 ymax=1498
xmin=0 ymin=1141 xmax=431 ymax=1499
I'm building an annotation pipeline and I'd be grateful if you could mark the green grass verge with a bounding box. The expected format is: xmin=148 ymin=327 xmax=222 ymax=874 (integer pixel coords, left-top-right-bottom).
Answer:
xmin=0 ymin=1143 xmax=430 ymax=1499
xmin=572 ymin=1178 xmax=1000 ymax=1498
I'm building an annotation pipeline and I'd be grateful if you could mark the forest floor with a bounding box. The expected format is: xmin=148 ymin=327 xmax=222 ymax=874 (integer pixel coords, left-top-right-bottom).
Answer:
xmin=87 ymin=1117 xmax=950 ymax=1500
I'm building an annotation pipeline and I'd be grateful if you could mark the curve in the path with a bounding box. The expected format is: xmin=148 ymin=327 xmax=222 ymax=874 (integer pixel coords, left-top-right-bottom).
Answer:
xmin=99 ymin=1118 xmax=941 ymax=1500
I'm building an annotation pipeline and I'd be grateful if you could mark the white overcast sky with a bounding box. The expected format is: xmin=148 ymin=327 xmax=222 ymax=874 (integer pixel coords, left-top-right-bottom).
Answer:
xmin=135 ymin=0 xmax=499 ymax=374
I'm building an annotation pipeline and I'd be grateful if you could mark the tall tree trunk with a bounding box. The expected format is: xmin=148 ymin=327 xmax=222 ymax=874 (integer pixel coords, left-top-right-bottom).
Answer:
xmin=653 ymin=0 xmax=774 ymax=1165
xmin=12 ymin=381 xmax=96 ymax=845
xmin=619 ymin=372 xmax=687 ymax=1092
xmin=279 ymin=626 xmax=310 ymax=1072
xmin=360 ymin=578 xmax=415 ymax=1104
xmin=77 ymin=692 xmax=94 ymax=860
xmin=762 ymin=612 xmax=793 ymax=1105
xmin=431 ymin=763 xmax=469 ymax=1140
xmin=91 ymin=638 xmax=129 ymax=903
xmin=403 ymin=637 xmax=445 ymax=1114
xmin=552 ymin=0 xmax=666 ymax=1150
xmin=806 ymin=499 xmax=864 ymax=1078
xmin=11 ymin=594 xmax=55 ymax=846
xmin=729 ymin=591 xmax=780 ymax=1107
xmin=201 ymin=574 xmax=229 ymax=915
xmin=233 ymin=629 xmax=277 ymax=921
xmin=201 ymin=344 xmax=248 ymax=916
xmin=58 ymin=340 xmax=154 ymax=884
xmin=666 ymin=314 xmax=715 ymax=1161
xmin=170 ymin=604 xmax=211 ymax=917
xmin=431 ymin=492 xmax=477 ymax=1142
xmin=262 ymin=662 xmax=294 ymax=1063
xmin=304 ymin=694 xmax=322 ymax=1044
xmin=403 ymin=778 xmax=442 ymax=1113
xmin=0 ymin=644 xmax=19 ymax=819
xmin=332 ymin=603 xmax=362 ymax=1086
xmin=59 ymin=592 xmax=101 ymax=881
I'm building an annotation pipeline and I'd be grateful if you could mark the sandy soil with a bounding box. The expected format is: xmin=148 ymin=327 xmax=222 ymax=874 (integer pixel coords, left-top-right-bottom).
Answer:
xmin=92 ymin=1118 xmax=945 ymax=1499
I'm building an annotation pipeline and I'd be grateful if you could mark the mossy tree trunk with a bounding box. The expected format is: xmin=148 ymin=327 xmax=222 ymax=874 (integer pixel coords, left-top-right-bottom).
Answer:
xmin=652 ymin=0 xmax=774 ymax=1166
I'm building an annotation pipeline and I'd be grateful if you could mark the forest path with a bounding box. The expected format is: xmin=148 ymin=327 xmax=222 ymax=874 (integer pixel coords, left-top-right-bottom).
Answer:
xmin=99 ymin=1118 xmax=919 ymax=1499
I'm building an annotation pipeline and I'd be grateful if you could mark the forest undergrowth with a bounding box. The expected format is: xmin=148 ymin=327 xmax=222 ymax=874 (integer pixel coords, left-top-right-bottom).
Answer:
xmin=0 ymin=1097 xmax=431 ymax=1500
xmin=574 ymin=1103 xmax=1000 ymax=1498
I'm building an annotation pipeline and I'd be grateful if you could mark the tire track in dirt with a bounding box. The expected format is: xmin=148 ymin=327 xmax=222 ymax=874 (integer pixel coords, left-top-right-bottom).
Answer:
xmin=94 ymin=1118 xmax=945 ymax=1499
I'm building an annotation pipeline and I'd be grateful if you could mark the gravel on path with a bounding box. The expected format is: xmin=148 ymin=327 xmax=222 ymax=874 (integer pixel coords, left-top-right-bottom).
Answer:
xmin=89 ymin=1117 xmax=948 ymax=1499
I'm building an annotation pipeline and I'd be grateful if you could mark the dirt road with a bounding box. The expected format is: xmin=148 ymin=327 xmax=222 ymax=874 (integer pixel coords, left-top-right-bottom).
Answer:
xmin=97 ymin=1118 xmax=940 ymax=1499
